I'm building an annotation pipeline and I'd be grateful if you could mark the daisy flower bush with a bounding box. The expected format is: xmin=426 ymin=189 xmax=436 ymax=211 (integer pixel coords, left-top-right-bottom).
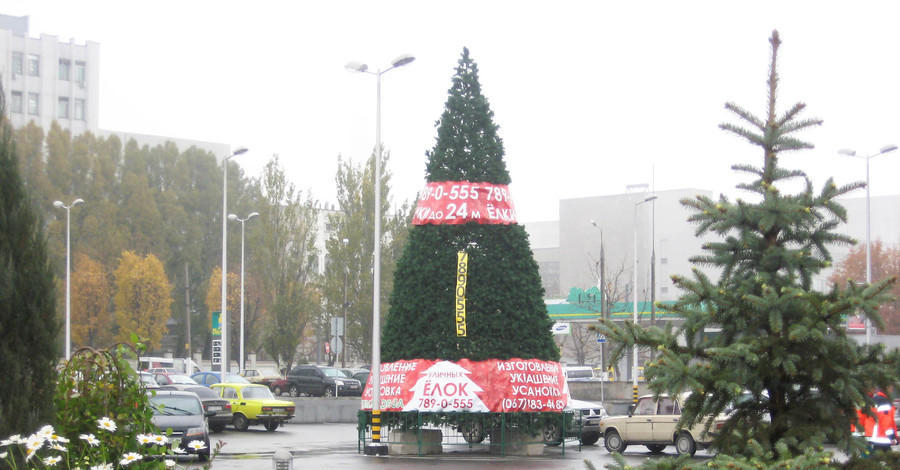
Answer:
xmin=0 ymin=416 xmax=222 ymax=469
xmin=0 ymin=337 xmax=222 ymax=468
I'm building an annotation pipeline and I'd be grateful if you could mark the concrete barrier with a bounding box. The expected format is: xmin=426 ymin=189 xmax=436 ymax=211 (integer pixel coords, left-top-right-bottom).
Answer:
xmin=283 ymin=397 xmax=361 ymax=423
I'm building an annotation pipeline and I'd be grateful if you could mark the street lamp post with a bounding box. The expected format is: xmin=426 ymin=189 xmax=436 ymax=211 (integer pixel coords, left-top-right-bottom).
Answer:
xmin=53 ymin=198 xmax=84 ymax=360
xmin=838 ymin=144 xmax=898 ymax=345
xmin=228 ymin=211 xmax=259 ymax=373
xmin=633 ymin=195 xmax=657 ymax=403
xmin=221 ymin=147 xmax=248 ymax=374
xmin=345 ymin=53 xmax=415 ymax=456
xmin=342 ymin=238 xmax=349 ymax=369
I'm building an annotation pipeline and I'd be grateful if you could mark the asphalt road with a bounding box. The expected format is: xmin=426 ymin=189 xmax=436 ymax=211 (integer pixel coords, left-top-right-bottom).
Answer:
xmin=171 ymin=422 xmax=715 ymax=469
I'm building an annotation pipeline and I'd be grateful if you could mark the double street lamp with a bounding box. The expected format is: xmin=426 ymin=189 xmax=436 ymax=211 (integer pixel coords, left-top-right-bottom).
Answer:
xmin=228 ymin=211 xmax=259 ymax=373
xmin=838 ymin=144 xmax=898 ymax=345
xmin=632 ymin=195 xmax=657 ymax=402
xmin=53 ymin=198 xmax=84 ymax=360
xmin=345 ymin=53 xmax=415 ymax=456
xmin=221 ymin=146 xmax=249 ymax=374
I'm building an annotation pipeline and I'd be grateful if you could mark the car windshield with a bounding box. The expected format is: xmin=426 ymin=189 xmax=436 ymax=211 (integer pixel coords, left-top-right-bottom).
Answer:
xmin=170 ymin=375 xmax=198 ymax=384
xmin=242 ymin=386 xmax=274 ymax=399
xmin=226 ymin=374 xmax=250 ymax=383
xmin=150 ymin=396 xmax=202 ymax=416
xmin=321 ymin=368 xmax=345 ymax=378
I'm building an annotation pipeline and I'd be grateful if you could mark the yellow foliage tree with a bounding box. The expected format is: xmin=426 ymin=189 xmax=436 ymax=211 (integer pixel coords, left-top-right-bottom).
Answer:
xmin=113 ymin=250 xmax=173 ymax=349
xmin=71 ymin=254 xmax=113 ymax=349
xmin=205 ymin=266 xmax=241 ymax=365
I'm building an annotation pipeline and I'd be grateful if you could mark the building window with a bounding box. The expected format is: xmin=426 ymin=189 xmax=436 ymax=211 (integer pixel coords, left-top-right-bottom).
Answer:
xmin=58 ymin=97 xmax=70 ymax=119
xmin=27 ymin=54 xmax=40 ymax=76
xmin=74 ymin=98 xmax=85 ymax=120
xmin=11 ymin=92 xmax=23 ymax=113
xmin=12 ymin=52 xmax=24 ymax=75
xmin=75 ymin=61 xmax=86 ymax=84
xmin=59 ymin=59 xmax=71 ymax=80
xmin=27 ymin=93 xmax=39 ymax=115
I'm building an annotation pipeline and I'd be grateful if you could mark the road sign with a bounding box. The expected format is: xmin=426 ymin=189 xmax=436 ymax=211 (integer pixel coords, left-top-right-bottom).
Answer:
xmin=329 ymin=337 xmax=343 ymax=355
xmin=330 ymin=317 xmax=344 ymax=336
xmin=596 ymin=333 xmax=606 ymax=343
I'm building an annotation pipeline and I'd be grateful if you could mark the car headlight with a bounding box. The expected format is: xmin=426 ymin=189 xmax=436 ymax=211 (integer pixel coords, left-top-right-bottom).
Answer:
xmin=334 ymin=380 xmax=344 ymax=386
xmin=185 ymin=426 xmax=206 ymax=439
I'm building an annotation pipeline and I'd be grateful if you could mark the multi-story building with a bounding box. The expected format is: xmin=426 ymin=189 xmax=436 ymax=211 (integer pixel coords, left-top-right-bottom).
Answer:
xmin=1 ymin=14 xmax=99 ymax=135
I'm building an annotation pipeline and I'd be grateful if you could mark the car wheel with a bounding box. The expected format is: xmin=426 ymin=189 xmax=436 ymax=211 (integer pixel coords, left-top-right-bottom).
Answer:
xmin=581 ymin=431 xmax=601 ymax=446
xmin=604 ymin=429 xmax=627 ymax=453
xmin=289 ymin=385 xmax=300 ymax=397
xmin=459 ymin=420 xmax=485 ymax=444
xmin=233 ymin=413 xmax=250 ymax=432
xmin=542 ymin=422 xmax=562 ymax=446
xmin=323 ymin=387 xmax=335 ymax=397
xmin=675 ymin=432 xmax=696 ymax=456
xmin=647 ymin=444 xmax=666 ymax=454
xmin=210 ymin=423 xmax=226 ymax=433
xmin=264 ymin=420 xmax=280 ymax=432
xmin=272 ymin=385 xmax=283 ymax=396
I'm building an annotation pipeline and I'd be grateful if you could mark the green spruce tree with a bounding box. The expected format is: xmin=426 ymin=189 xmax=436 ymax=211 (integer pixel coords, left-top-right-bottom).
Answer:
xmin=0 ymin=85 xmax=61 ymax=436
xmin=597 ymin=30 xmax=900 ymax=459
xmin=382 ymin=48 xmax=558 ymax=362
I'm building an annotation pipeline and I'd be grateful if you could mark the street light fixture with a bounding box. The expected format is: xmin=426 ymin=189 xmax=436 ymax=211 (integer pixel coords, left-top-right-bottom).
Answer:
xmin=53 ymin=198 xmax=84 ymax=360
xmin=632 ymin=194 xmax=657 ymax=403
xmin=838 ymin=144 xmax=898 ymax=345
xmin=346 ymin=53 xmax=415 ymax=456
xmin=221 ymin=146 xmax=248 ymax=374
xmin=228 ymin=211 xmax=259 ymax=373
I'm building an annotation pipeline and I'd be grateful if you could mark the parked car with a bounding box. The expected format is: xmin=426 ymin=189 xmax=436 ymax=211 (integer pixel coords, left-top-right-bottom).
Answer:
xmin=283 ymin=365 xmax=362 ymax=397
xmin=240 ymin=368 xmax=282 ymax=387
xmin=269 ymin=378 xmax=290 ymax=396
xmin=153 ymin=373 xmax=199 ymax=386
xmin=148 ymin=390 xmax=212 ymax=461
xmin=191 ymin=371 xmax=249 ymax=387
xmin=599 ymin=393 xmax=725 ymax=456
xmin=138 ymin=372 xmax=159 ymax=389
xmin=147 ymin=367 xmax=183 ymax=374
xmin=211 ymin=383 xmax=295 ymax=431
xmin=352 ymin=370 xmax=370 ymax=387
xmin=159 ymin=385 xmax=233 ymax=433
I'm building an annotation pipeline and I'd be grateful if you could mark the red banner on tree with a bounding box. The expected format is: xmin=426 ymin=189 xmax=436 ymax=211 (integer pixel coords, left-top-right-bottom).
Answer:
xmin=360 ymin=359 xmax=569 ymax=413
xmin=412 ymin=181 xmax=517 ymax=225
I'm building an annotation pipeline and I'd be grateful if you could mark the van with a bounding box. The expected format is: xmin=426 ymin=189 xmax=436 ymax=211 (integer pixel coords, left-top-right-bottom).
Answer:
xmin=138 ymin=356 xmax=201 ymax=374
xmin=563 ymin=366 xmax=596 ymax=381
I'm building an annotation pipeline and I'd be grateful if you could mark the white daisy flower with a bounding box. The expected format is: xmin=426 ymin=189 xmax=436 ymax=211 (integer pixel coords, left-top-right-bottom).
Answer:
xmin=1 ymin=435 xmax=21 ymax=446
xmin=80 ymin=433 xmax=100 ymax=447
xmin=136 ymin=434 xmax=152 ymax=445
xmin=50 ymin=443 xmax=67 ymax=451
xmin=43 ymin=455 xmax=63 ymax=466
xmin=165 ymin=459 xmax=177 ymax=467
xmin=0 ymin=451 xmax=7 ymax=458
xmin=91 ymin=464 xmax=114 ymax=470
xmin=151 ymin=434 xmax=168 ymax=446
xmin=97 ymin=417 xmax=117 ymax=432
xmin=25 ymin=435 xmax=44 ymax=451
xmin=119 ymin=452 xmax=142 ymax=466
xmin=187 ymin=440 xmax=206 ymax=451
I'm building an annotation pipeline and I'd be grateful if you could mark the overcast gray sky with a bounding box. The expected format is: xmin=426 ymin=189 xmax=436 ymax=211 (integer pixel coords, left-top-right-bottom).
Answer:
xmin=6 ymin=1 xmax=900 ymax=223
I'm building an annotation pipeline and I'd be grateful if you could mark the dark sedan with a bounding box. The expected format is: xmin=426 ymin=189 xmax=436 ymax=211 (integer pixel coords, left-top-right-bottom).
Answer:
xmin=148 ymin=390 xmax=212 ymax=461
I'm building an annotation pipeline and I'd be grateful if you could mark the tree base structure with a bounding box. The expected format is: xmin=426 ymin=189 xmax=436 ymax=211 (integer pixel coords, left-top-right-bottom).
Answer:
xmin=357 ymin=410 xmax=580 ymax=456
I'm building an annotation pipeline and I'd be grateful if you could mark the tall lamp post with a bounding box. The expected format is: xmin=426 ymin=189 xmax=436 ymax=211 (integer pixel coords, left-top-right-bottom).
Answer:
xmin=228 ymin=211 xmax=259 ymax=373
xmin=342 ymin=238 xmax=350 ymax=369
xmin=632 ymin=195 xmax=657 ymax=403
xmin=221 ymin=146 xmax=248 ymax=374
xmin=838 ymin=144 xmax=898 ymax=345
xmin=345 ymin=53 xmax=415 ymax=456
xmin=53 ymin=198 xmax=84 ymax=360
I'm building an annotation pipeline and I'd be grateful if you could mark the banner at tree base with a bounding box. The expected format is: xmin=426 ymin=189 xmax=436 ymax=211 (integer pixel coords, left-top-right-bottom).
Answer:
xmin=360 ymin=358 xmax=569 ymax=413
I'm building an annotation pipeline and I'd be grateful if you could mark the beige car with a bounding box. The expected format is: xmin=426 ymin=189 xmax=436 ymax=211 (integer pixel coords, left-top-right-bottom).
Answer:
xmin=599 ymin=394 xmax=724 ymax=456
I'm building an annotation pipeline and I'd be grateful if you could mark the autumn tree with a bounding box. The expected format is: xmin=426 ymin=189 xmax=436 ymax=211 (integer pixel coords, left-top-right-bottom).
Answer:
xmin=71 ymin=254 xmax=114 ymax=348
xmin=381 ymin=48 xmax=558 ymax=362
xmin=596 ymin=31 xmax=900 ymax=464
xmin=830 ymin=240 xmax=900 ymax=334
xmin=321 ymin=153 xmax=410 ymax=363
xmin=113 ymin=250 xmax=173 ymax=350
